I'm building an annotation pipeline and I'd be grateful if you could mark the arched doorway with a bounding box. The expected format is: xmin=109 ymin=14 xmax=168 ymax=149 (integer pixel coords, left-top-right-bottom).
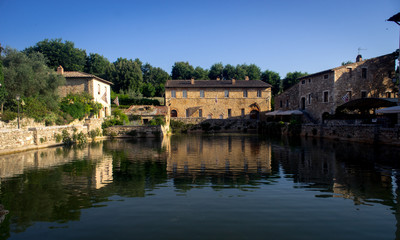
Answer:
xmin=171 ymin=110 xmax=177 ymax=117
xmin=250 ymin=110 xmax=259 ymax=120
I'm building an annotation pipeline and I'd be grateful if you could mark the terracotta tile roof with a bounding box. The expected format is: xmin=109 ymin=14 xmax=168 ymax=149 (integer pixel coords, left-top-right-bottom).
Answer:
xmin=124 ymin=105 xmax=168 ymax=116
xmin=165 ymin=79 xmax=271 ymax=88
xmin=63 ymin=71 xmax=113 ymax=85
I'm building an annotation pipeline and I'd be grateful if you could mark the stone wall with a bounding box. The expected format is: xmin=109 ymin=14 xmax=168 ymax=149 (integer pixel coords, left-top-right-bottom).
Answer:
xmin=301 ymin=124 xmax=400 ymax=146
xmin=105 ymin=125 xmax=165 ymax=138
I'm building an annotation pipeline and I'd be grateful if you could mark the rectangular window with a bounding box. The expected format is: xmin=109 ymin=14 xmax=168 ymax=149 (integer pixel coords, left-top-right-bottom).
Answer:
xmin=241 ymin=109 xmax=245 ymax=118
xmin=362 ymin=68 xmax=367 ymax=79
xmin=225 ymin=90 xmax=229 ymax=98
xmin=361 ymin=91 xmax=367 ymax=98
xmin=243 ymin=90 xmax=248 ymax=98
xmin=257 ymin=90 xmax=261 ymax=98
xmin=286 ymin=100 xmax=289 ymax=107
xmin=347 ymin=68 xmax=353 ymax=77
xmin=308 ymin=78 xmax=311 ymax=83
xmin=186 ymin=109 xmax=190 ymax=117
xmin=171 ymin=90 xmax=176 ymax=98
xmin=228 ymin=109 xmax=231 ymax=118
xmin=98 ymin=84 xmax=101 ymax=95
xmin=200 ymin=90 xmax=204 ymax=98
xmin=386 ymin=92 xmax=391 ymax=98
xmin=280 ymin=100 xmax=283 ymax=108
xmin=323 ymin=91 xmax=329 ymax=103
xmin=301 ymin=80 xmax=305 ymax=84
xmin=183 ymin=90 xmax=187 ymax=98
xmin=308 ymin=94 xmax=311 ymax=104
xmin=324 ymin=74 xmax=329 ymax=79
xmin=199 ymin=109 xmax=202 ymax=118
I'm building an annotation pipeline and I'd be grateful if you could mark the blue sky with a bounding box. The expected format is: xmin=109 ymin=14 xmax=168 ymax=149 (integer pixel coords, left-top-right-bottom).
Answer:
xmin=0 ymin=0 xmax=399 ymax=78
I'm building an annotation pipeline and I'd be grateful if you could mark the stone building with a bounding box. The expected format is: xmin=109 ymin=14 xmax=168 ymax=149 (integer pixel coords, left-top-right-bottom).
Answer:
xmin=165 ymin=78 xmax=271 ymax=120
xmin=275 ymin=53 xmax=397 ymax=122
xmin=57 ymin=66 xmax=112 ymax=117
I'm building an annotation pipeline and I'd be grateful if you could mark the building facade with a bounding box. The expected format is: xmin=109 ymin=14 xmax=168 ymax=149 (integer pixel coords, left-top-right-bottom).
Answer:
xmin=57 ymin=66 xmax=112 ymax=118
xmin=275 ymin=53 xmax=397 ymax=122
xmin=165 ymin=78 xmax=271 ymax=120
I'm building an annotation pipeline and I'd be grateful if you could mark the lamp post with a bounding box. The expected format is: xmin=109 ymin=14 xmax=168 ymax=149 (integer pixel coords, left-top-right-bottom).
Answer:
xmin=16 ymin=95 xmax=20 ymax=129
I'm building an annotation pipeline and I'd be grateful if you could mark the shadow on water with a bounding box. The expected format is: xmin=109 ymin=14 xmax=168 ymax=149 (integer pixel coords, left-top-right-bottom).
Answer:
xmin=0 ymin=135 xmax=399 ymax=239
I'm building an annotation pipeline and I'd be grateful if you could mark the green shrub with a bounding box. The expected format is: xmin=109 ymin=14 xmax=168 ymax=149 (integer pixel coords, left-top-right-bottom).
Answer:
xmin=112 ymin=108 xmax=129 ymax=124
xmin=55 ymin=133 xmax=62 ymax=143
xmin=102 ymin=118 xmax=124 ymax=129
xmin=73 ymin=132 xmax=87 ymax=144
xmin=127 ymin=130 xmax=137 ymax=136
xmin=1 ymin=110 xmax=17 ymax=122
xmin=62 ymin=129 xmax=73 ymax=145
xmin=60 ymin=93 xmax=102 ymax=120
xmin=149 ymin=116 xmax=165 ymax=126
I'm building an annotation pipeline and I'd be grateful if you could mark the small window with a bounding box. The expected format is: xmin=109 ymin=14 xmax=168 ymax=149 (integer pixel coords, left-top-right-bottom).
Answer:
xmin=183 ymin=90 xmax=187 ymax=98
xmin=199 ymin=109 xmax=202 ymax=118
xmin=241 ymin=109 xmax=245 ymax=118
xmin=207 ymin=114 xmax=212 ymax=119
xmin=323 ymin=91 xmax=329 ymax=103
xmin=308 ymin=78 xmax=311 ymax=83
xmin=219 ymin=114 xmax=223 ymax=119
xmin=286 ymin=100 xmax=289 ymax=107
xmin=225 ymin=90 xmax=229 ymax=98
xmin=228 ymin=109 xmax=231 ymax=118
xmin=257 ymin=90 xmax=261 ymax=98
xmin=280 ymin=100 xmax=283 ymax=108
xmin=171 ymin=90 xmax=176 ymax=98
xmin=386 ymin=92 xmax=391 ymax=98
xmin=362 ymin=68 xmax=367 ymax=79
xmin=361 ymin=91 xmax=367 ymax=98
xmin=301 ymin=80 xmax=305 ymax=84
xmin=346 ymin=91 xmax=352 ymax=101
xmin=324 ymin=74 xmax=329 ymax=79
xmin=308 ymin=94 xmax=311 ymax=104
xmin=243 ymin=90 xmax=248 ymax=98
xmin=186 ymin=109 xmax=190 ymax=117
xmin=200 ymin=90 xmax=204 ymax=98
xmin=98 ymin=84 xmax=101 ymax=95
xmin=347 ymin=68 xmax=353 ymax=77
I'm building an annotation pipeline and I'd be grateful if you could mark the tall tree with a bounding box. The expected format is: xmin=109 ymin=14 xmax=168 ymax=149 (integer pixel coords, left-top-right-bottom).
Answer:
xmin=85 ymin=53 xmax=110 ymax=79
xmin=106 ymin=58 xmax=143 ymax=94
xmin=193 ymin=66 xmax=209 ymax=80
xmin=223 ymin=64 xmax=236 ymax=80
xmin=261 ymin=70 xmax=281 ymax=96
xmin=2 ymin=47 xmax=65 ymax=111
xmin=0 ymin=60 xmax=7 ymax=113
xmin=235 ymin=64 xmax=247 ymax=80
xmin=245 ymin=64 xmax=262 ymax=80
xmin=171 ymin=62 xmax=194 ymax=80
xmin=24 ymin=39 xmax=86 ymax=71
xmin=208 ymin=63 xmax=224 ymax=80
xmin=282 ymin=71 xmax=308 ymax=91
xmin=142 ymin=63 xmax=170 ymax=96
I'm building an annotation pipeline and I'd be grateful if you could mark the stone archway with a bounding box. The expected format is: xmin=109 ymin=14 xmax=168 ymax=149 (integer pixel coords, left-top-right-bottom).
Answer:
xmin=250 ymin=110 xmax=259 ymax=120
xmin=171 ymin=110 xmax=177 ymax=117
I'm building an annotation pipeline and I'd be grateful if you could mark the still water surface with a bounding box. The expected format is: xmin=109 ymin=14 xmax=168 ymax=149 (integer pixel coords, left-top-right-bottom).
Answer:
xmin=0 ymin=134 xmax=399 ymax=240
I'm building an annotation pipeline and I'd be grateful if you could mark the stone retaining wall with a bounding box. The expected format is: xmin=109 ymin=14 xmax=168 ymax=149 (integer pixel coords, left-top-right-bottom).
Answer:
xmin=105 ymin=125 xmax=165 ymax=138
xmin=301 ymin=124 xmax=400 ymax=146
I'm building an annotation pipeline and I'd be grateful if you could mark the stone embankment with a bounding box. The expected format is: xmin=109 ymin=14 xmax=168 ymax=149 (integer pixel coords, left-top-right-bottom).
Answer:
xmin=301 ymin=124 xmax=400 ymax=146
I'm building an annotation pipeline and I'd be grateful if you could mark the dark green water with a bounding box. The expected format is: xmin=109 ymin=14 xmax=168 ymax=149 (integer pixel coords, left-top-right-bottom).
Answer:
xmin=0 ymin=134 xmax=399 ymax=240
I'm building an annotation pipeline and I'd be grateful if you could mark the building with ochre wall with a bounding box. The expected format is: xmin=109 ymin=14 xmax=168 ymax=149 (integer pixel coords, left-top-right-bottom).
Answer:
xmin=165 ymin=78 xmax=271 ymax=120
xmin=57 ymin=66 xmax=112 ymax=117
xmin=275 ymin=53 xmax=397 ymax=122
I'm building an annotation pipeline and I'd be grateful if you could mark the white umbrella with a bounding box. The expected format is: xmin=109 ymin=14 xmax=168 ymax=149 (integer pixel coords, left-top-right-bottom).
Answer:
xmin=376 ymin=106 xmax=400 ymax=114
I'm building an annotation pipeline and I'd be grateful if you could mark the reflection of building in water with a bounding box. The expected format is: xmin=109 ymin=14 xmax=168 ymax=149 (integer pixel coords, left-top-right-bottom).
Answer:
xmin=0 ymin=142 xmax=114 ymax=189
xmin=166 ymin=135 xmax=271 ymax=175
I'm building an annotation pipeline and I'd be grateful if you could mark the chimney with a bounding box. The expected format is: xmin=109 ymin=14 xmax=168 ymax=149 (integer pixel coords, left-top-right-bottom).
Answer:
xmin=57 ymin=65 xmax=64 ymax=75
xmin=232 ymin=78 xmax=236 ymax=85
xmin=356 ymin=54 xmax=362 ymax=62
xmin=191 ymin=77 xmax=195 ymax=85
xmin=245 ymin=76 xmax=249 ymax=81
xmin=216 ymin=77 xmax=220 ymax=81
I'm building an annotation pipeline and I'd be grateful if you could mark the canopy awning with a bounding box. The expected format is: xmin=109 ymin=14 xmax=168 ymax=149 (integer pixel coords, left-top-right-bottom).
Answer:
xmin=376 ymin=106 xmax=400 ymax=114
xmin=337 ymin=98 xmax=397 ymax=112
xmin=265 ymin=110 xmax=303 ymax=116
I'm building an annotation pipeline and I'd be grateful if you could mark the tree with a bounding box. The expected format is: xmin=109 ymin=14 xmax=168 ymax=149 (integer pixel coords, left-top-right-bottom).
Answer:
xmin=223 ymin=64 xmax=236 ymax=80
xmin=24 ymin=39 xmax=86 ymax=71
xmin=341 ymin=61 xmax=353 ymax=66
xmin=193 ymin=66 xmax=209 ymax=80
xmin=141 ymin=82 xmax=156 ymax=97
xmin=235 ymin=64 xmax=247 ymax=80
xmin=2 ymin=47 xmax=65 ymax=111
xmin=261 ymin=70 xmax=281 ymax=96
xmin=85 ymin=53 xmax=110 ymax=79
xmin=282 ymin=71 xmax=308 ymax=91
xmin=245 ymin=64 xmax=262 ymax=80
xmin=171 ymin=62 xmax=194 ymax=79
xmin=208 ymin=63 xmax=224 ymax=80
xmin=106 ymin=58 xmax=143 ymax=94
xmin=142 ymin=63 xmax=170 ymax=96
xmin=0 ymin=60 xmax=7 ymax=113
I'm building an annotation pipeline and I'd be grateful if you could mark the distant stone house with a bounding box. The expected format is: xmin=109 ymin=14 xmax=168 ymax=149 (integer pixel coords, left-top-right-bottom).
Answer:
xmin=274 ymin=53 xmax=397 ymax=122
xmin=124 ymin=105 xmax=170 ymax=126
xmin=165 ymin=77 xmax=271 ymax=120
xmin=57 ymin=66 xmax=112 ymax=118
